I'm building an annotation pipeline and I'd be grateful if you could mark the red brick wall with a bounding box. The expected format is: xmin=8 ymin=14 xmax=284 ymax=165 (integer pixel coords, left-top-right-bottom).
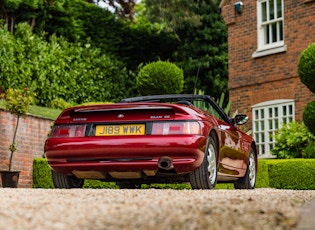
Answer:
xmin=221 ymin=0 xmax=315 ymax=123
xmin=0 ymin=109 xmax=53 ymax=188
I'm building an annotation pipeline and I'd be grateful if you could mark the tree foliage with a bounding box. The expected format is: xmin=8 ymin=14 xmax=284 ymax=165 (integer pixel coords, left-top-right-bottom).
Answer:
xmin=0 ymin=0 xmax=44 ymax=32
xmin=143 ymin=0 xmax=201 ymax=32
xmin=5 ymin=88 xmax=35 ymax=117
xmin=143 ymin=0 xmax=228 ymax=100
xmin=37 ymin=0 xmax=178 ymax=71
xmin=0 ymin=23 xmax=135 ymax=105
xmin=92 ymin=0 xmax=137 ymax=21
xmin=0 ymin=0 xmax=228 ymax=104
xmin=175 ymin=0 xmax=228 ymax=99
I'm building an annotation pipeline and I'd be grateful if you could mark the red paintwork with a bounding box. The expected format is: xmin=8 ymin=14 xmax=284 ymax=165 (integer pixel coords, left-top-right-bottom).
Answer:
xmin=44 ymin=101 xmax=257 ymax=183
xmin=45 ymin=135 xmax=206 ymax=174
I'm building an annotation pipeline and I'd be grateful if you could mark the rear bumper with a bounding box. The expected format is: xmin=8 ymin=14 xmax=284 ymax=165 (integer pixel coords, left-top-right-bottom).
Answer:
xmin=44 ymin=135 xmax=207 ymax=176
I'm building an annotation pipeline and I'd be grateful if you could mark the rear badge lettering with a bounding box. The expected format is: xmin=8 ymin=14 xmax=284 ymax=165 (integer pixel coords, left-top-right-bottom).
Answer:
xmin=150 ymin=115 xmax=170 ymax=119
xmin=73 ymin=118 xmax=87 ymax=121
xmin=150 ymin=115 xmax=162 ymax=119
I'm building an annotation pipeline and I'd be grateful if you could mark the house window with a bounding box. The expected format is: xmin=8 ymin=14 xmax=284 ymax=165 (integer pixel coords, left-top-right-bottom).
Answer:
xmin=255 ymin=0 xmax=284 ymax=54
xmin=252 ymin=100 xmax=294 ymax=156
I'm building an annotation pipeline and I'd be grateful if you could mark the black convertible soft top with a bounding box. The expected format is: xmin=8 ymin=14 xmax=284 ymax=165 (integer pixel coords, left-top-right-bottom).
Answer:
xmin=121 ymin=94 xmax=233 ymax=125
xmin=120 ymin=94 xmax=214 ymax=103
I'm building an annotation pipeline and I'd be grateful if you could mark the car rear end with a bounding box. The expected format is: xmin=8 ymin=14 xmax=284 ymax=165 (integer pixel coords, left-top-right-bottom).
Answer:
xmin=44 ymin=103 xmax=209 ymax=182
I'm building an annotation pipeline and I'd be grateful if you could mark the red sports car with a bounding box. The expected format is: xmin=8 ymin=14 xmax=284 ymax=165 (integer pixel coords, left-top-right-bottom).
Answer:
xmin=44 ymin=94 xmax=258 ymax=189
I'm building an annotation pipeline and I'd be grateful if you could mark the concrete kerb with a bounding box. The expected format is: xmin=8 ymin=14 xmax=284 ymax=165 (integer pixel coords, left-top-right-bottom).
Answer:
xmin=297 ymin=200 xmax=315 ymax=230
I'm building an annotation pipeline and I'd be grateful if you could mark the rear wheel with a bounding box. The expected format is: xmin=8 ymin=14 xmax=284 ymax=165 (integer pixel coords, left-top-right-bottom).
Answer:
xmin=52 ymin=170 xmax=84 ymax=189
xmin=189 ymin=136 xmax=218 ymax=189
xmin=234 ymin=148 xmax=256 ymax=189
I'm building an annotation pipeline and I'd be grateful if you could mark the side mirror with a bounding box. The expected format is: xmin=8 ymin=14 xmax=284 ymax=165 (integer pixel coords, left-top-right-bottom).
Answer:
xmin=234 ymin=114 xmax=248 ymax=125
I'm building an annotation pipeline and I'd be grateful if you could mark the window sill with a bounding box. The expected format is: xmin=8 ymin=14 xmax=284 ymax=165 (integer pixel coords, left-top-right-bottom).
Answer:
xmin=252 ymin=45 xmax=287 ymax=58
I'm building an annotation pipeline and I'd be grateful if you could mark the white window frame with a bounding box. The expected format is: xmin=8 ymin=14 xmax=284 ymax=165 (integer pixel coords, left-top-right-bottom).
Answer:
xmin=252 ymin=99 xmax=295 ymax=157
xmin=253 ymin=0 xmax=285 ymax=58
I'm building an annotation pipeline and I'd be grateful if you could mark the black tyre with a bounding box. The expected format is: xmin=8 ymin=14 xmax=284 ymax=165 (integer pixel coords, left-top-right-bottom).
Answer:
xmin=52 ymin=170 xmax=84 ymax=189
xmin=189 ymin=137 xmax=218 ymax=189
xmin=234 ymin=148 xmax=256 ymax=189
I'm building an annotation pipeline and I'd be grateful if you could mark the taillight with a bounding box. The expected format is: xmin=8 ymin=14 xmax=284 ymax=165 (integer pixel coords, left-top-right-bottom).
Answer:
xmin=50 ymin=125 xmax=86 ymax=138
xmin=151 ymin=121 xmax=201 ymax=135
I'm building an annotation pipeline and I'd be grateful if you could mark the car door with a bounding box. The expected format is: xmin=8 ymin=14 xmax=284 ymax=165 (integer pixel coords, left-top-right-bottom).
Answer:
xmin=204 ymin=99 xmax=246 ymax=175
xmin=216 ymin=119 xmax=245 ymax=175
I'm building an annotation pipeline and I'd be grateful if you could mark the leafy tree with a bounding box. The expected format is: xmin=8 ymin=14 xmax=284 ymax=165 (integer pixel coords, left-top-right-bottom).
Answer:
xmin=142 ymin=0 xmax=228 ymax=100
xmin=77 ymin=1 xmax=179 ymax=71
xmin=143 ymin=0 xmax=201 ymax=33
xmin=114 ymin=23 xmax=179 ymax=70
xmin=0 ymin=0 xmax=44 ymax=32
xmin=38 ymin=0 xmax=87 ymax=42
xmin=175 ymin=0 xmax=228 ymax=99
xmin=0 ymin=0 xmax=23 ymax=32
xmin=93 ymin=0 xmax=137 ymax=21
xmin=5 ymin=87 xmax=35 ymax=171
xmin=0 ymin=23 xmax=135 ymax=105
xmin=35 ymin=0 xmax=178 ymax=71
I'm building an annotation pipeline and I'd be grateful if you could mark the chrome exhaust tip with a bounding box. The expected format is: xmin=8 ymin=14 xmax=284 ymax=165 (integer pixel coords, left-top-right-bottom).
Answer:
xmin=158 ymin=156 xmax=174 ymax=170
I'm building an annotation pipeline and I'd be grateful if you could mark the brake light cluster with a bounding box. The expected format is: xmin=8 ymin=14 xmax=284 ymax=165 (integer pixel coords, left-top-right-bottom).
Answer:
xmin=151 ymin=121 xmax=201 ymax=135
xmin=50 ymin=125 xmax=86 ymax=138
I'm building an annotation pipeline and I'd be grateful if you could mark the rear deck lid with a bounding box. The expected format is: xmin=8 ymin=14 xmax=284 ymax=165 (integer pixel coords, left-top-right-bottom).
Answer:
xmin=55 ymin=103 xmax=180 ymax=124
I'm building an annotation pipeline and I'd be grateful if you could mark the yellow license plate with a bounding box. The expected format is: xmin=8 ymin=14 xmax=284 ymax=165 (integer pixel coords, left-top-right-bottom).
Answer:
xmin=95 ymin=124 xmax=145 ymax=136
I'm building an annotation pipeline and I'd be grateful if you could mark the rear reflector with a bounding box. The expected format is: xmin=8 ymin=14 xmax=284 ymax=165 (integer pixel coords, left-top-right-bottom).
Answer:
xmin=151 ymin=121 xmax=201 ymax=135
xmin=50 ymin=125 xmax=86 ymax=138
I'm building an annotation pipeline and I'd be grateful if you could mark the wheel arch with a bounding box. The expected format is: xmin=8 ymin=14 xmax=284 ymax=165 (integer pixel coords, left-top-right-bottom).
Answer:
xmin=209 ymin=129 xmax=219 ymax=162
xmin=251 ymin=141 xmax=258 ymax=172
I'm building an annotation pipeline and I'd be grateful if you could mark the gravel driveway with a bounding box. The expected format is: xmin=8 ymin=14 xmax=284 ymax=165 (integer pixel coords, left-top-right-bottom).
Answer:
xmin=0 ymin=188 xmax=314 ymax=230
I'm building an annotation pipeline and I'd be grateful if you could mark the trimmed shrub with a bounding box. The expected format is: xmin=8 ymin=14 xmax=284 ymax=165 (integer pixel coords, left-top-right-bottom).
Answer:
xmin=267 ymin=159 xmax=315 ymax=190
xmin=136 ymin=60 xmax=184 ymax=95
xmin=83 ymin=180 xmax=117 ymax=189
xmin=303 ymin=101 xmax=315 ymax=135
xmin=270 ymin=122 xmax=315 ymax=159
xmin=255 ymin=159 xmax=270 ymax=188
xmin=298 ymin=43 xmax=315 ymax=93
xmin=33 ymin=158 xmax=315 ymax=190
xmin=32 ymin=158 xmax=54 ymax=188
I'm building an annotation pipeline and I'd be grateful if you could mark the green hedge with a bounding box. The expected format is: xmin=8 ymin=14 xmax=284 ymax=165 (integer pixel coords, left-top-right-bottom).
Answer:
xmin=32 ymin=158 xmax=315 ymax=190
xmin=267 ymin=159 xmax=315 ymax=190
xmin=255 ymin=159 xmax=270 ymax=188
xmin=32 ymin=158 xmax=117 ymax=189
xmin=32 ymin=158 xmax=54 ymax=188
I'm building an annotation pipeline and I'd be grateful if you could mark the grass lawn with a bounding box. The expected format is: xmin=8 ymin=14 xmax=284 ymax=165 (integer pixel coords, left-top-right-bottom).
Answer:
xmin=0 ymin=99 xmax=61 ymax=120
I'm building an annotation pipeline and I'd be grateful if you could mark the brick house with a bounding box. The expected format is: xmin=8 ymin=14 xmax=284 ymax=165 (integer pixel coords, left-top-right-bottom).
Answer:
xmin=219 ymin=0 xmax=315 ymax=156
